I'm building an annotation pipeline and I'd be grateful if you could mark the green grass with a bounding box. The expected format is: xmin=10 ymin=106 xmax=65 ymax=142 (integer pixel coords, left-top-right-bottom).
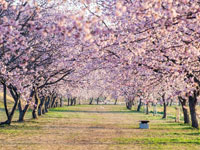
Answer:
xmin=114 ymin=137 xmax=200 ymax=144
xmin=0 ymin=104 xmax=200 ymax=150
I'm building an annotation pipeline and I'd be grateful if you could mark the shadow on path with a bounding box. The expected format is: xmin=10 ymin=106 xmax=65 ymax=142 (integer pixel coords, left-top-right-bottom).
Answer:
xmin=49 ymin=109 xmax=144 ymax=114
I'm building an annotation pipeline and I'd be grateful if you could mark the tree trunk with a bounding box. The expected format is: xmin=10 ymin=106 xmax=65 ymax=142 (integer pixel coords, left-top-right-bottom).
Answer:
xmin=74 ymin=98 xmax=76 ymax=105
xmin=68 ymin=98 xmax=70 ymax=106
xmin=137 ymin=99 xmax=142 ymax=112
xmin=96 ymin=97 xmax=100 ymax=105
xmin=162 ymin=102 xmax=167 ymax=119
xmin=51 ymin=96 xmax=56 ymax=108
xmin=126 ymin=101 xmax=133 ymax=110
xmin=18 ymin=100 xmax=30 ymax=122
xmin=1 ymin=86 xmax=19 ymax=125
xmin=3 ymin=83 xmax=9 ymax=118
xmin=162 ymin=94 xmax=167 ymax=119
xmin=146 ymin=102 xmax=149 ymax=114
xmin=38 ymin=97 xmax=45 ymax=116
xmin=18 ymin=89 xmax=35 ymax=122
xmin=188 ymin=91 xmax=199 ymax=128
xmin=89 ymin=98 xmax=93 ymax=105
xmin=60 ymin=97 xmax=63 ymax=107
xmin=70 ymin=98 xmax=73 ymax=106
xmin=114 ymin=99 xmax=118 ymax=105
xmin=32 ymin=89 xmax=40 ymax=119
xmin=45 ymin=96 xmax=50 ymax=113
xmin=0 ymin=83 xmax=10 ymax=125
xmin=55 ymin=99 xmax=58 ymax=107
xmin=178 ymin=96 xmax=190 ymax=124
xmin=41 ymin=97 xmax=47 ymax=114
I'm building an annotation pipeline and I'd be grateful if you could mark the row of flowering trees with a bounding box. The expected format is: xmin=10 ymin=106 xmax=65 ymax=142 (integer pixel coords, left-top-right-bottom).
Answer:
xmin=0 ymin=0 xmax=200 ymax=128
xmin=0 ymin=0 xmax=100 ymax=124
xmin=73 ymin=0 xmax=200 ymax=128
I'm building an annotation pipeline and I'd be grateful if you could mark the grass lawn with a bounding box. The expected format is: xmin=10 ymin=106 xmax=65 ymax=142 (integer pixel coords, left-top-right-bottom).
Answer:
xmin=0 ymin=104 xmax=199 ymax=150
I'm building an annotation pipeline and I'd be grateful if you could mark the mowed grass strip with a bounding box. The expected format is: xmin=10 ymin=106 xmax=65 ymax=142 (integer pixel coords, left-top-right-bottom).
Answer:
xmin=0 ymin=105 xmax=199 ymax=150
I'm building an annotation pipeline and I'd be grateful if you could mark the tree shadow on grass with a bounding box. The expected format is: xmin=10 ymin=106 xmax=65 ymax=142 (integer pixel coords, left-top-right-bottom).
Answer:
xmin=0 ymin=108 xmax=5 ymax=111
xmin=0 ymin=123 xmax=41 ymax=130
xmin=150 ymin=110 xmax=163 ymax=114
xmin=184 ymin=132 xmax=200 ymax=136
xmin=131 ymin=110 xmax=147 ymax=114
xmin=49 ymin=109 xmax=144 ymax=114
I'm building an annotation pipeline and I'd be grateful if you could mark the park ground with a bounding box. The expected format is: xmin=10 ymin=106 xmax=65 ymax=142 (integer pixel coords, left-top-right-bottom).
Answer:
xmin=0 ymin=104 xmax=200 ymax=150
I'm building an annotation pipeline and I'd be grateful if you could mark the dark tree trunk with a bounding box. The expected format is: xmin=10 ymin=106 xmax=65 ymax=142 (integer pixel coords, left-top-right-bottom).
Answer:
xmin=70 ymin=98 xmax=73 ymax=106
xmin=51 ymin=96 xmax=56 ymax=108
xmin=126 ymin=101 xmax=133 ymax=110
xmin=0 ymin=83 xmax=10 ymax=125
xmin=0 ymin=85 xmax=19 ymax=125
xmin=18 ymin=89 xmax=34 ymax=122
xmin=48 ymin=95 xmax=52 ymax=108
xmin=96 ymin=98 xmax=99 ymax=105
xmin=89 ymin=98 xmax=93 ymax=105
xmin=178 ymin=96 xmax=190 ymax=124
xmin=67 ymin=98 xmax=70 ymax=106
xmin=32 ymin=89 xmax=40 ymax=119
xmin=74 ymin=98 xmax=76 ymax=105
xmin=18 ymin=100 xmax=30 ymax=122
xmin=188 ymin=91 xmax=199 ymax=128
xmin=162 ymin=94 xmax=167 ymax=119
xmin=114 ymin=99 xmax=118 ymax=105
xmin=60 ymin=97 xmax=63 ymax=107
xmin=45 ymin=96 xmax=50 ymax=113
xmin=38 ymin=97 xmax=45 ymax=116
xmin=137 ymin=99 xmax=142 ymax=112
xmin=3 ymin=83 xmax=9 ymax=118
xmin=42 ymin=97 xmax=47 ymax=114
xmin=146 ymin=102 xmax=149 ymax=114
xmin=162 ymin=102 xmax=167 ymax=119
